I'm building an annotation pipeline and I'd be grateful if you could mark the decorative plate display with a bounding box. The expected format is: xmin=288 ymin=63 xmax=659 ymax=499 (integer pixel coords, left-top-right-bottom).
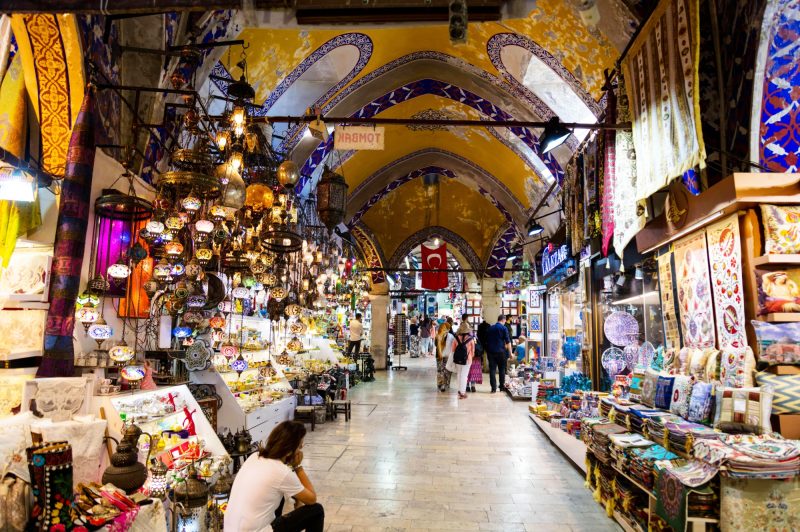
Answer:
xmin=602 ymin=347 xmax=627 ymax=377
xmin=638 ymin=341 xmax=656 ymax=368
xmin=121 ymin=365 xmax=145 ymax=381
xmin=603 ymin=312 xmax=639 ymax=346
xmin=623 ymin=343 xmax=639 ymax=371
xmin=183 ymin=341 xmax=213 ymax=371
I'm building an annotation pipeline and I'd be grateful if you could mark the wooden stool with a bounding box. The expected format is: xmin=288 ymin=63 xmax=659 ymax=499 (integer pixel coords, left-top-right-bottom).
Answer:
xmin=295 ymin=406 xmax=316 ymax=431
xmin=332 ymin=400 xmax=351 ymax=422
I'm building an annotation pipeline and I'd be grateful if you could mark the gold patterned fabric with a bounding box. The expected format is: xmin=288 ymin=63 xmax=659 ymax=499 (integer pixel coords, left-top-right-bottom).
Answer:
xmin=0 ymin=54 xmax=41 ymax=267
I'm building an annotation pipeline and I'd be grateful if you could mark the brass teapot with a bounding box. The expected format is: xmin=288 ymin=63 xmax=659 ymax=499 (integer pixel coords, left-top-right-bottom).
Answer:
xmin=102 ymin=424 xmax=153 ymax=493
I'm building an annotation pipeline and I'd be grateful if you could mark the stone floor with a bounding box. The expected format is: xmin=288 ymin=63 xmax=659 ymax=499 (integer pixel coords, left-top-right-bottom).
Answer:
xmin=300 ymin=357 xmax=621 ymax=532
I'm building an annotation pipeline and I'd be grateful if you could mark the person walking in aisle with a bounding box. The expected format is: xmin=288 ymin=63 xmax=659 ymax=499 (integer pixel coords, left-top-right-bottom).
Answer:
xmin=436 ymin=320 xmax=453 ymax=392
xmin=409 ymin=316 xmax=420 ymax=358
xmin=485 ymin=314 xmax=512 ymax=393
xmin=445 ymin=316 xmax=475 ymax=399
xmin=419 ymin=315 xmax=435 ymax=357
xmin=225 ymin=421 xmax=324 ymax=532
xmin=346 ymin=313 xmax=363 ymax=358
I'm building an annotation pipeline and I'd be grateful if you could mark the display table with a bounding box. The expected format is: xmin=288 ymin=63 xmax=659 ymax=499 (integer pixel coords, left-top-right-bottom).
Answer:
xmin=529 ymin=413 xmax=587 ymax=473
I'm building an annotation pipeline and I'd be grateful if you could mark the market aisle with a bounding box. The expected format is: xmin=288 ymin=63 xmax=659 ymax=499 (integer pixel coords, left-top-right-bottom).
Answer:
xmin=300 ymin=358 xmax=621 ymax=532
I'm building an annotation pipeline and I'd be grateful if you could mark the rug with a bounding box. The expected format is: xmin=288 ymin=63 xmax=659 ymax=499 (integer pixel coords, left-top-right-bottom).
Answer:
xmin=658 ymin=252 xmax=681 ymax=349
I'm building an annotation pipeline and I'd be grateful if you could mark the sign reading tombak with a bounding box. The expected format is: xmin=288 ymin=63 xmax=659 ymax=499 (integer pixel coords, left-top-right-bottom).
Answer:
xmin=334 ymin=126 xmax=385 ymax=151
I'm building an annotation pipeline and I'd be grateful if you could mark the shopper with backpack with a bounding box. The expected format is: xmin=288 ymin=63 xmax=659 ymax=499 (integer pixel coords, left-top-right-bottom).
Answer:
xmin=445 ymin=317 xmax=475 ymax=399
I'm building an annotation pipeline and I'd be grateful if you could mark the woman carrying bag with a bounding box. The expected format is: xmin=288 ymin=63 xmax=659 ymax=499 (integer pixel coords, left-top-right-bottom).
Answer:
xmin=445 ymin=319 xmax=475 ymax=399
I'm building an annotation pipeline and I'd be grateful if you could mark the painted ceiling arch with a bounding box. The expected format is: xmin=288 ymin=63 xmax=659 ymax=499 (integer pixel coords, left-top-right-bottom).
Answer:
xmin=294 ymin=79 xmax=564 ymax=193
xmin=346 ymin=148 xmax=528 ymax=230
xmin=326 ymin=93 xmax=553 ymax=211
xmin=360 ymin=176 xmax=506 ymax=265
xmin=387 ymin=225 xmax=483 ymax=275
xmin=350 ymin=223 xmax=387 ymax=286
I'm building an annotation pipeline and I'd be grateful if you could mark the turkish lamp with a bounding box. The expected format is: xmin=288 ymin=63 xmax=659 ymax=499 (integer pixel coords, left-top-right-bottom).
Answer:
xmin=270 ymin=286 xmax=287 ymax=301
xmin=287 ymin=336 xmax=303 ymax=352
xmin=171 ymin=464 xmax=209 ymax=532
xmin=215 ymin=130 xmax=229 ymax=151
xmin=181 ymin=194 xmax=202 ymax=213
xmin=220 ymin=342 xmax=239 ymax=359
xmin=195 ymin=218 xmax=214 ymax=234
xmin=231 ymin=105 xmax=246 ymax=127
xmin=107 ymin=259 xmax=131 ymax=281
xmin=227 ymin=152 xmax=243 ymax=173
xmin=88 ymin=317 xmax=113 ymax=348
xmin=109 ymin=340 xmax=135 ymax=365
xmin=76 ymin=305 xmax=100 ymax=333
xmin=148 ymin=458 xmax=168 ymax=500
xmin=195 ymin=247 xmax=213 ymax=266
xmin=277 ymin=160 xmax=300 ymax=189
xmin=146 ymin=220 xmax=165 ymax=235
xmin=173 ymin=326 xmax=193 ymax=339
xmin=165 ymin=241 xmax=184 ymax=256
xmin=153 ymin=258 xmax=173 ymax=283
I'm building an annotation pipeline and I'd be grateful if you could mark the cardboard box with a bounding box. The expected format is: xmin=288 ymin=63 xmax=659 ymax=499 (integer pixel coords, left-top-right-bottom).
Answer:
xmin=766 ymin=365 xmax=800 ymax=375
xmin=771 ymin=414 xmax=800 ymax=440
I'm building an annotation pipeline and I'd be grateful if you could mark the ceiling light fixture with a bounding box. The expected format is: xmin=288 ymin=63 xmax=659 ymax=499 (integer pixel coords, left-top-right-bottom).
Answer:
xmin=540 ymin=117 xmax=571 ymax=154
xmin=527 ymin=221 xmax=545 ymax=237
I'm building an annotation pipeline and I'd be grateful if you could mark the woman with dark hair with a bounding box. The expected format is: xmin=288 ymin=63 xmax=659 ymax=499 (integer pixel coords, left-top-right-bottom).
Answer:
xmin=224 ymin=421 xmax=324 ymax=532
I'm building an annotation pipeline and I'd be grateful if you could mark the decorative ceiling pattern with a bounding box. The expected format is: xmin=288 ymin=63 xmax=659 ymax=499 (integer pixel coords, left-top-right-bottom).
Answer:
xmin=351 ymin=223 xmax=386 ymax=286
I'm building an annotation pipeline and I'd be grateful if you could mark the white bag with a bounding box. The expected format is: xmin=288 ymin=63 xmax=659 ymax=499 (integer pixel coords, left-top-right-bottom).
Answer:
xmin=443 ymin=334 xmax=456 ymax=373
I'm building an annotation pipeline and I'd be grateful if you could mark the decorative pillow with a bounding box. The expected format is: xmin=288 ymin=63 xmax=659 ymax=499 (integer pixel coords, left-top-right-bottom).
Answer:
xmin=761 ymin=204 xmax=800 ymax=254
xmin=713 ymin=385 xmax=774 ymax=434
xmin=687 ymin=382 xmax=714 ymax=424
xmin=720 ymin=346 xmax=757 ymax=388
xmin=655 ymin=376 xmax=676 ymax=410
xmin=630 ymin=370 xmax=645 ymax=398
xmin=689 ymin=349 xmax=714 ymax=381
xmin=751 ymin=320 xmax=800 ymax=365
xmin=674 ymin=347 xmax=691 ymax=375
xmin=744 ymin=347 xmax=756 ymax=387
xmin=663 ymin=348 xmax=676 ymax=371
xmin=0 ymin=411 xmax=34 ymax=482
xmin=756 ymin=268 xmax=800 ymax=316
xmin=670 ymin=376 xmax=694 ymax=418
xmin=641 ymin=369 xmax=661 ymax=408
xmin=705 ymin=350 xmax=720 ymax=382
xmin=755 ymin=372 xmax=800 ymax=414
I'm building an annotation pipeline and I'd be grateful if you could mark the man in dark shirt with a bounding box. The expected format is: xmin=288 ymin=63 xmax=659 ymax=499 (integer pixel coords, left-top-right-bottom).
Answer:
xmin=484 ymin=314 xmax=512 ymax=393
xmin=476 ymin=318 xmax=490 ymax=354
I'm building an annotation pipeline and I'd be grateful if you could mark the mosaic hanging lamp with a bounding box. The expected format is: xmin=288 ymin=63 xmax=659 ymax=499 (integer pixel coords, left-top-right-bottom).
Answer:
xmin=316 ymin=166 xmax=348 ymax=231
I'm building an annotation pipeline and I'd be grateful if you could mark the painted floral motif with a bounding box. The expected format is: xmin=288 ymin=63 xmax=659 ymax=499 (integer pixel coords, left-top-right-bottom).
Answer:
xmin=674 ymin=231 xmax=716 ymax=349
xmin=721 ymin=478 xmax=800 ymax=532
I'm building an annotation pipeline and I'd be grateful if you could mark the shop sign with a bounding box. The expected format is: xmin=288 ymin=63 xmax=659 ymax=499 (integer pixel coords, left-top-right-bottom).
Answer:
xmin=334 ymin=126 xmax=385 ymax=150
xmin=541 ymin=244 xmax=569 ymax=277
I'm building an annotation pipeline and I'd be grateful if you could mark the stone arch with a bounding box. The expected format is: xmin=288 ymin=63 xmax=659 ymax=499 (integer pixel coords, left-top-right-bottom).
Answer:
xmin=351 ymin=222 xmax=387 ymax=286
xmin=388 ymin=226 xmax=483 ymax=274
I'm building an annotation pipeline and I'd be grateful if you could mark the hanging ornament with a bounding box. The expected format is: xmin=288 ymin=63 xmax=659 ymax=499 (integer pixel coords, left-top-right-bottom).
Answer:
xmin=277 ymin=160 xmax=300 ymax=188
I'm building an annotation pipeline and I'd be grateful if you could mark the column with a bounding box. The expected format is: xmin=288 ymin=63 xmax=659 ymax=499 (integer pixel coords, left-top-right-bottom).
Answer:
xmin=368 ymin=293 xmax=389 ymax=370
xmin=481 ymin=277 xmax=502 ymax=322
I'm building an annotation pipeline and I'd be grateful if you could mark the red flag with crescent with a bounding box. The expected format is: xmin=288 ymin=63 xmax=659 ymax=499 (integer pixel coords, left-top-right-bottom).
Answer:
xmin=421 ymin=243 xmax=448 ymax=290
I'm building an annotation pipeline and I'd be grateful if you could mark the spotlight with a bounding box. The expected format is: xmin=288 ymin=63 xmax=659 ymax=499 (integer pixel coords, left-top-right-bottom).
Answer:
xmin=448 ymin=0 xmax=468 ymax=43
xmin=540 ymin=117 xmax=571 ymax=154
xmin=507 ymin=247 xmax=520 ymax=261
xmin=527 ymin=221 xmax=545 ymax=237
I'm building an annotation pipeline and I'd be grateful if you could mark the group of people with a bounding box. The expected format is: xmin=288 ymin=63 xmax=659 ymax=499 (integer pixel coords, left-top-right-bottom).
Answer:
xmin=409 ymin=313 xmax=519 ymax=398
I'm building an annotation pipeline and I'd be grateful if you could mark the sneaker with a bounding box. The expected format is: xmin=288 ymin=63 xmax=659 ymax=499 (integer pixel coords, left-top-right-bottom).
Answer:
xmin=470 ymin=385 xmax=476 ymax=392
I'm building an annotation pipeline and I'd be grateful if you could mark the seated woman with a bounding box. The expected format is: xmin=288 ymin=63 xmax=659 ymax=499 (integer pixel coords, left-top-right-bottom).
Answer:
xmin=224 ymin=421 xmax=324 ymax=532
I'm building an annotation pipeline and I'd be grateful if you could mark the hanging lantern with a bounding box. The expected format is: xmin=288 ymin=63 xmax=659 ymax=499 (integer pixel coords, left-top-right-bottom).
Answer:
xmin=250 ymin=259 xmax=266 ymax=275
xmin=186 ymin=286 xmax=207 ymax=308
xmin=165 ymin=214 xmax=184 ymax=232
xmin=171 ymin=464 xmax=209 ymax=532
xmin=108 ymin=341 xmax=135 ymax=364
xmin=182 ymin=194 xmax=202 ymax=213
xmin=286 ymin=336 xmax=303 ymax=353
xmin=270 ymin=286 xmax=287 ymax=301
xmin=165 ymin=241 xmax=184 ymax=256
xmin=195 ymin=218 xmax=214 ymax=234
xmin=76 ymin=305 xmax=100 ymax=333
xmin=88 ymin=317 xmax=113 ymax=348
xmin=220 ymin=342 xmax=239 ymax=359
xmin=245 ymin=182 xmax=275 ymax=211
xmin=285 ymin=304 xmax=301 ymax=317
xmin=277 ymin=160 xmax=300 ymax=188
xmin=88 ymin=274 xmax=111 ymax=295
xmin=143 ymin=279 xmax=159 ymax=298
xmin=183 ymin=311 xmax=204 ymax=325
xmin=107 ymin=258 xmax=131 ymax=281
xmin=195 ymin=247 xmax=213 ymax=266
xmin=232 ymin=286 xmax=250 ymax=299
xmin=209 ymin=313 xmax=226 ymax=329
xmin=316 ymin=166 xmax=348 ymax=231
xmin=261 ymin=253 xmax=275 ymax=267
xmin=185 ymin=259 xmax=203 ymax=280
xmin=146 ymin=220 xmax=165 ymax=235
xmin=153 ymin=258 xmax=173 ymax=282
xmin=230 ymin=354 xmax=248 ymax=375
xmin=209 ymin=205 xmax=228 ymax=221
xmin=173 ymin=326 xmax=193 ymax=339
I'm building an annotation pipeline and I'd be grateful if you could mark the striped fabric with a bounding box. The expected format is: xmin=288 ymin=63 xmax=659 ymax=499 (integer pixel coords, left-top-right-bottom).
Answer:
xmin=621 ymin=0 xmax=706 ymax=201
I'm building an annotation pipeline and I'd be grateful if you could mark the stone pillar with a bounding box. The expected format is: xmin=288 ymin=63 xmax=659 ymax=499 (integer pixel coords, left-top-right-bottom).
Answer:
xmin=368 ymin=285 xmax=390 ymax=370
xmin=481 ymin=277 xmax=502 ymax=322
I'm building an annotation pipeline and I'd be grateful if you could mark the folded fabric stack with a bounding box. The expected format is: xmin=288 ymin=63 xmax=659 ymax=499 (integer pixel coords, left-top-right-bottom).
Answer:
xmin=613 ymin=479 xmax=649 ymax=531
xmin=688 ymin=485 xmax=718 ymax=521
xmin=628 ymin=444 xmax=679 ymax=489
xmin=663 ymin=420 xmax=719 ymax=455
xmin=599 ymin=398 xmax=614 ymax=418
xmin=645 ymin=414 xmax=683 ymax=450
xmin=608 ymin=433 xmax=655 ymax=470
xmin=588 ymin=422 xmax=629 ymax=463
xmin=693 ymin=433 xmax=800 ymax=479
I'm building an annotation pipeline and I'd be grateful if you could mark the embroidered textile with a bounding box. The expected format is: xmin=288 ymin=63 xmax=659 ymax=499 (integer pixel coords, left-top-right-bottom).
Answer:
xmin=706 ymin=214 xmax=748 ymax=386
xmin=601 ymin=90 xmax=616 ymax=257
xmin=761 ymin=204 xmax=800 ymax=254
xmin=655 ymin=375 xmax=676 ymax=410
xmin=720 ymin=477 xmax=800 ymax=532
xmin=621 ymin=0 xmax=706 ymax=201
xmin=670 ymin=375 xmax=694 ymax=418
xmin=612 ymin=73 xmax=645 ymax=258
xmin=714 ymin=386 xmax=773 ymax=435
xmin=687 ymin=382 xmax=714 ymax=424
xmin=658 ymin=252 xmax=681 ymax=349
xmin=674 ymin=231 xmax=715 ymax=348
xmin=40 ymin=89 xmax=97 ymax=377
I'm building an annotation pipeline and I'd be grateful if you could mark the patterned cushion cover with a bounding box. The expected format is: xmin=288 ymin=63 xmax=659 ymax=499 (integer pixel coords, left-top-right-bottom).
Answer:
xmin=751 ymin=320 xmax=800 ymax=365
xmin=756 ymin=268 xmax=800 ymax=316
xmin=705 ymin=350 xmax=720 ymax=382
xmin=655 ymin=376 xmax=676 ymax=410
xmin=689 ymin=348 xmax=714 ymax=380
xmin=761 ymin=204 xmax=800 ymax=254
xmin=687 ymin=382 xmax=714 ymax=424
xmin=670 ymin=375 xmax=694 ymax=418
xmin=641 ymin=369 xmax=661 ymax=408
xmin=755 ymin=372 xmax=800 ymax=414
xmin=713 ymin=385 xmax=773 ymax=434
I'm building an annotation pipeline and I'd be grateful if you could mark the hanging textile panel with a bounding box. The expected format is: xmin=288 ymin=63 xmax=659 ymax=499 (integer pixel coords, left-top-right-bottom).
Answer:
xmin=658 ymin=252 xmax=681 ymax=350
xmin=612 ymin=73 xmax=645 ymax=258
xmin=601 ymin=89 xmax=617 ymax=257
xmin=706 ymin=214 xmax=747 ymax=348
xmin=621 ymin=0 xmax=706 ymax=202
xmin=673 ymin=230 xmax=716 ymax=349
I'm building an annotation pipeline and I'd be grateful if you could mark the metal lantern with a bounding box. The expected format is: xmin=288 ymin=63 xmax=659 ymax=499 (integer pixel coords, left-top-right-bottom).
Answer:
xmin=286 ymin=336 xmax=303 ymax=353
xmin=316 ymin=166 xmax=348 ymax=231
xmin=171 ymin=464 xmax=209 ymax=532
xmin=277 ymin=160 xmax=300 ymax=188
xmin=148 ymin=458 xmax=169 ymax=500
xmin=88 ymin=317 xmax=113 ymax=348
xmin=109 ymin=340 xmax=135 ymax=364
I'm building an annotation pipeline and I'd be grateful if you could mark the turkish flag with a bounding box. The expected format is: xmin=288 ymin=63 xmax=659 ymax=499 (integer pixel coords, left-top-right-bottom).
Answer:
xmin=421 ymin=243 xmax=448 ymax=290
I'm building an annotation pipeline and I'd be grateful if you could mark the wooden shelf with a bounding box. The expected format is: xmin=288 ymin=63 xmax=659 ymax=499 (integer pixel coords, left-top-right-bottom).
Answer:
xmin=763 ymin=313 xmax=800 ymax=323
xmin=529 ymin=413 xmax=587 ymax=473
xmin=752 ymin=254 xmax=800 ymax=267
xmin=613 ymin=510 xmax=645 ymax=532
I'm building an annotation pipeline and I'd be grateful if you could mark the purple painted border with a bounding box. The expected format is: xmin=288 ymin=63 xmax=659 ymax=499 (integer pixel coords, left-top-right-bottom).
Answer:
xmin=210 ymin=33 xmax=373 ymax=117
xmin=486 ymin=33 xmax=602 ymax=118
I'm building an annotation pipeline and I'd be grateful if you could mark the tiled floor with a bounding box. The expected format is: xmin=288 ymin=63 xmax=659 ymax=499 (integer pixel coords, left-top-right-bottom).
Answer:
xmin=301 ymin=357 xmax=621 ymax=532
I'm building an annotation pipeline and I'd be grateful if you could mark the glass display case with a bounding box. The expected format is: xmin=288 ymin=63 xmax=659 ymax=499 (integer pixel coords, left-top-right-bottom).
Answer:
xmin=592 ymin=255 xmax=664 ymax=390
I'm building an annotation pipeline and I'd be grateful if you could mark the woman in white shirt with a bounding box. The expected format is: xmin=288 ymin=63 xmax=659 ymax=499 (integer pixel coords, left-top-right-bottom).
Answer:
xmin=224 ymin=421 xmax=324 ymax=532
